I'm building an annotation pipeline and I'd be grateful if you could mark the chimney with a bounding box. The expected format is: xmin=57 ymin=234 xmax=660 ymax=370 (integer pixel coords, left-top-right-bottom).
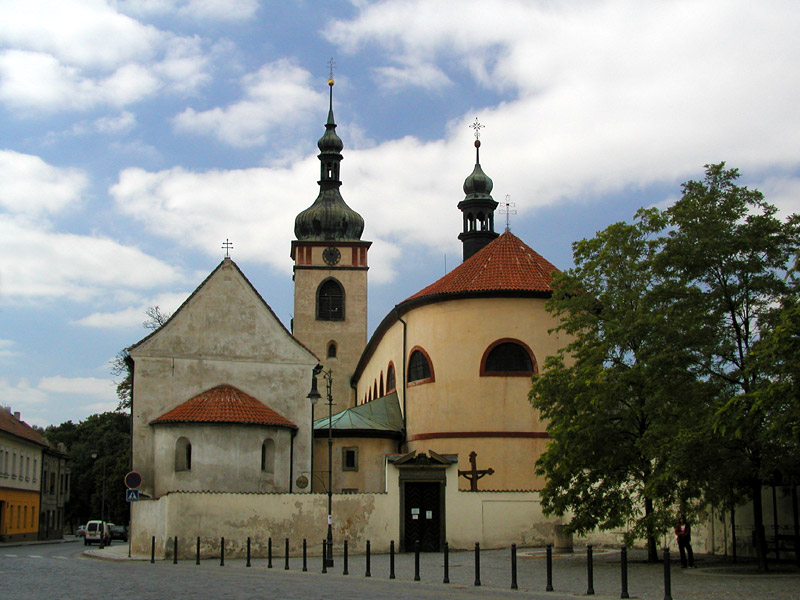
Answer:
xmin=14 ymin=411 xmax=20 ymax=420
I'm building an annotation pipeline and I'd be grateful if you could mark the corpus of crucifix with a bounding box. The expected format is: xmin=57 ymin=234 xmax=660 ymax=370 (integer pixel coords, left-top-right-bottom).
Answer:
xmin=127 ymin=73 xmax=571 ymax=556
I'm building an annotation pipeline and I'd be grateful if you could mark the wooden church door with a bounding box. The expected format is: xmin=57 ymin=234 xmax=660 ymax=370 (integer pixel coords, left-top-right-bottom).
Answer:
xmin=403 ymin=481 xmax=442 ymax=552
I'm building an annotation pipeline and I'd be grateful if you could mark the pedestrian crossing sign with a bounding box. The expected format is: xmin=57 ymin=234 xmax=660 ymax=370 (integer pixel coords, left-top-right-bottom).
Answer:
xmin=126 ymin=489 xmax=139 ymax=502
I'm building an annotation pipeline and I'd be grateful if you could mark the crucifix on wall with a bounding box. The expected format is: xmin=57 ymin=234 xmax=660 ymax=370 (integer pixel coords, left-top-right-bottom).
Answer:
xmin=458 ymin=451 xmax=495 ymax=491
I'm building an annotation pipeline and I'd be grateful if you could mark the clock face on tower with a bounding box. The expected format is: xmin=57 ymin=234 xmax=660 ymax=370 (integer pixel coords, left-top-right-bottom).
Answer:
xmin=322 ymin=246 xmax=341 ymax=266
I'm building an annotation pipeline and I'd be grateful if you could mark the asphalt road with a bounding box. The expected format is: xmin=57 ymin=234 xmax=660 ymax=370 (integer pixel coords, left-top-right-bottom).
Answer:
xmin=2 ymin=539 xmax=800 ymax=600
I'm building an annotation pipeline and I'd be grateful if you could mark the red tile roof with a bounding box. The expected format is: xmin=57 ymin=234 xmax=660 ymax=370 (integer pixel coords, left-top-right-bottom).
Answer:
xmin=150 ymin=384 xmax=297 ymax=429
xmin=0 ymin=408 xmax=47 ymax=446
xmin=404 ymin=231 xmax=559 ymax=302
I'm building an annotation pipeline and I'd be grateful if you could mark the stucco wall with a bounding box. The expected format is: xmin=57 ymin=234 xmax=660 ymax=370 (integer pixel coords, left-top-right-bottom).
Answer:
xmin=130 ymin=259 xmax=318 ymax=499
xmin=312 ymin=436 xmax=400 ymax=493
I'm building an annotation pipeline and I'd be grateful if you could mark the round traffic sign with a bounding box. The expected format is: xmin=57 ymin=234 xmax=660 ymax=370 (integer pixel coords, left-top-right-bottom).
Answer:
xmin=124 ymin=471 xmax=142 ymax=489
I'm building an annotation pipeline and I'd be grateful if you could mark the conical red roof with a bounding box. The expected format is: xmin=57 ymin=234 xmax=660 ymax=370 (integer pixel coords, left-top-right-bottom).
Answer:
xmin=405 ymin=231 xmax=559 ymax=302
xmin=150 ymin=384 xmax=297 ymax=428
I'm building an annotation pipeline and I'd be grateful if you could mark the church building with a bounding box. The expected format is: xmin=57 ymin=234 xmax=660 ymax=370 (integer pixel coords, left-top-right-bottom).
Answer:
xmin=128 ymin=77 xmax=570 ymax=556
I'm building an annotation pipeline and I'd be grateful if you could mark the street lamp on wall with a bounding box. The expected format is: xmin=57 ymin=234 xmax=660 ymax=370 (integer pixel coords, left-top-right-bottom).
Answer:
xmin=307 ymin=363 xmax=334 ymax=568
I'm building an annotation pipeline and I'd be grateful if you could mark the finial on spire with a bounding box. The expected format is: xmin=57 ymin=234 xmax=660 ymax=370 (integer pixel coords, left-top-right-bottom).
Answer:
xmin=327 ymin=57 xmax=336 ymax=86
xmin=499 ymin=195 xmax=516 ymax=232
xmin=222 ymin=238 xmax=233 ymax=258
xmin=470 ymin=117 xmax=484 ymax=161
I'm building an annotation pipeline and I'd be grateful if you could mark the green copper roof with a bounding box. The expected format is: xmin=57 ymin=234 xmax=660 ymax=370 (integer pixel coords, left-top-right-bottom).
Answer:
xmin=462 ymin=140 xmax=494 ymax=200
xmin=294 ymin=79 xmax=364 ymax=241
xmin=314 ymin=391 xmax=403 ymax=433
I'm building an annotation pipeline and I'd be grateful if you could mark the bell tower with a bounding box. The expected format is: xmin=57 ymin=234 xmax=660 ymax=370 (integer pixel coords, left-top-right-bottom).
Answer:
xmin=291 ymin=75 xmax=370 ymax=410
xmin=458 ymin=119 xmax=498 ymax=261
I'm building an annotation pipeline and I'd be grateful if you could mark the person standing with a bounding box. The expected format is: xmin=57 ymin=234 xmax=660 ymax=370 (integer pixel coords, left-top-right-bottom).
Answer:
xmin=675 ymin=515 xmax=695 ymax=568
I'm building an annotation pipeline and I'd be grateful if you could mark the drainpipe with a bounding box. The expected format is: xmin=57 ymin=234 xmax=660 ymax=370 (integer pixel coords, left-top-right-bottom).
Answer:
xmin=289 ymin=429 xmax=296 ymax=493
xmin=395 ymin=307 xmax=408 ymax=449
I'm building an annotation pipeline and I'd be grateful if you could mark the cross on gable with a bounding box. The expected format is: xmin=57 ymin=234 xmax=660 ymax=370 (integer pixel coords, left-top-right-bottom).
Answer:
xmin=458 ymin=451 xmax=495 ymax=491
xmin=222 ymin=239 xmax=233 ymax=258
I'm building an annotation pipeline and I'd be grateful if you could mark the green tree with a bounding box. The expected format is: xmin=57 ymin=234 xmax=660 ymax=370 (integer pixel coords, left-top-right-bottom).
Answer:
xmin=44 ymin=412 xmax=131 ymax=528
xmin=661 ymin=163 xmax=800 ymax=571
xmin=530 ymin=209 xmax=708 ymax=562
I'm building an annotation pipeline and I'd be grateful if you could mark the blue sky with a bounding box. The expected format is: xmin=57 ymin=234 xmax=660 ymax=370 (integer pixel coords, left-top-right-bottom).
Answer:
xmin=2 ymin=0 xmax=799 ymax=428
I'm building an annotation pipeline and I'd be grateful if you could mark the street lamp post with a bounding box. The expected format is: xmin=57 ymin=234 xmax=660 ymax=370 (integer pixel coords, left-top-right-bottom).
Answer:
xmin=307 ymin=364 xmax=334 ymax=568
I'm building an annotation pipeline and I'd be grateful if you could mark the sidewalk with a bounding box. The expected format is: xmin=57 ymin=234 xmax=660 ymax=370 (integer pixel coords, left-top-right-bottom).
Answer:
xmin=80 ymin=542 xmax=800 ymax=599
xmin=0 ymin=536 xmax=81 ymax=549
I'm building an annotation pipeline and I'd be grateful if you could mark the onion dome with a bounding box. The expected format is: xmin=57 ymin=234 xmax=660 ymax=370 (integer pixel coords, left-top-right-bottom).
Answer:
xmin=458 ymin=133 xmax=499 ymax=261
xmin=294 ymin=78 xmax=364 ymax=241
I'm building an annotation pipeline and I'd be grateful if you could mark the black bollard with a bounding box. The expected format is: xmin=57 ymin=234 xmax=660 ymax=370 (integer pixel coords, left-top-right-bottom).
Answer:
xmin=390 ymin=540 xmax=396 ymax=579
xmin=663 ymin=547 xmax=673 ymax=600
xmin=268 ymin=536 xmax=273 ymax=569
xmin=285 ymin=538 xmax=290 ymax=570
xmin=474 ymin=542 xmax=481 ymax=586
xmin=322 ymin=540 xmax=328 ymax=573
xmin=511 ymin=544 xmax=518 ymax=590
xmin=343 ymin=539 xmax=349 ymax=575
xmin=196 ymin=536 xmax=200 ymax=565
xmin=586 ymin=544 xmax=595 ymax=595
xmin=414 ymin=540 xmax=421 ymax=581
xmin=246 ymin=537 xmax=251 ymax=568
xmin=150 ymin=535 xmax=155 ymax=564
xmin=220 ymin=537 xmax=225 ymax=566
xmin=302 ymin=538 xmax=307 ymax=572
xmin=620 ymin=545 xmax=629 ymax=599
xmin=173 ymin=536 xmax=178 ymax=564
xmin=443 ymin=541 xmax=449 ymax=584
xmin=365 ymin=540 xmax=371 ymax=577
xmin=546 ymin=543 xmax=554 ymax=592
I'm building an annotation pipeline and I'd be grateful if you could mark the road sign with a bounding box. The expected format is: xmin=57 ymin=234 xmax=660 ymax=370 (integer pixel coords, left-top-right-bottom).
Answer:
xmin=124 ymin=471 xmax=142 ymax=489
xmin=126 ymin=489 xmax=139 ymax=502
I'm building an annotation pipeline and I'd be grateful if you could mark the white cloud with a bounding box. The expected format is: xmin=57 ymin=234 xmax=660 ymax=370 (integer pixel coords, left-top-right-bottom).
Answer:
xmin=173 ymin=59 xmax=324 ymax=146
xmin=0 ymin=377 xmax=49 ymax=406
xmin=38 ymin=375 xmax=116 ymax=398
xmin=0 ymin=216 xmax=183 ymax=302
xmin=0 ymin=150 xmax=88 ymax=216
xmin=0 ymin=0 xmax=212 ymax=114
xmin=0 ymin=339 xmax=18 ymax=360
xmin=75 ymin=292 xmax=189 ymax=329
xmin=92 ymin=111 xmax=137 ymax=134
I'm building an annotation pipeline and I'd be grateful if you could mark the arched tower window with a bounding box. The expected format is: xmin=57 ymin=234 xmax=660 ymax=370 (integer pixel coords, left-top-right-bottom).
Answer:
xmin=175 ymin=437 xmax=192 ymax=472
xmin=386 ymin=363 xmax=396 ymax=392
xmin=327 ymin=341 xmax=337 ymax=358
xmin=261 ymin=439 xmax=275 ymax=474
xmin=480 ymin=339 xmax=537 ymax=376
xmin=317 ymin=278 xmax=345 ymax=321
xmin=379 ymin=373 xmax=384 ymax=397
xmin=408 ymin=347 xmax=434 ymax=385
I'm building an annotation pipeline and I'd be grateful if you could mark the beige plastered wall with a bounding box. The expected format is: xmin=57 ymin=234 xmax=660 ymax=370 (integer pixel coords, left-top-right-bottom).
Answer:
xmin=356 ymin=296 xmax=569 ymax=490
xmin=311 ymin=436 xmax=400 ymax=493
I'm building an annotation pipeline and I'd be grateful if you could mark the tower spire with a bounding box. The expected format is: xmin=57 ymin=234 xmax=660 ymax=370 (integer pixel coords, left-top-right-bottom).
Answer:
xmin=458 ymin=118 xmax=499 ymax=261
xmin=294 ymin=66 xmax=364 ymax=241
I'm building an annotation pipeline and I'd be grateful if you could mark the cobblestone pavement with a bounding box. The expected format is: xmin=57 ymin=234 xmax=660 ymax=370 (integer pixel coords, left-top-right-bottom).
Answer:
xmin=2 ymin=539 xmax=799 ymax=599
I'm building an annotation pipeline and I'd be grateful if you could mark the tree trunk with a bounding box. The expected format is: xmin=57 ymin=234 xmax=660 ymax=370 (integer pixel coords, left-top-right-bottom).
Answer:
xmin=644 ymin=497 xmax=659 ymax=562
xmin=752 ymin=481 xmax=768 ymax=572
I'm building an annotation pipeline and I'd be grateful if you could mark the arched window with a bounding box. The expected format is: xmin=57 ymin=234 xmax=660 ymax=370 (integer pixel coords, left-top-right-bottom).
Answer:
xmin=386 ymin=363 xmax=396 ymax=392
xmin=175 ymin=437 xmax=192 ymax=472
xmin=327 ymin=341 xmax=337 ymax=358
xmin=379 ymin=373 xmax=384 ymax=397
xmin=408 ymin=347 xmax=434 ymax=385
xmin=373 ymin=380 xmax=378 ymax=399
xmin=317 ymin=278 xmax=344 ymax=321
xmin=480 ymin=339 xmax=537 ymax=376
xmin=261 ymin=439 xmax=275 ymax=474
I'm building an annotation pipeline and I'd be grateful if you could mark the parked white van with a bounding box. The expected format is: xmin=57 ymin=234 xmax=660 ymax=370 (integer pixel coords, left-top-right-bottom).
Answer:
xmin=84 ymin=520 xmax=111 ymax=546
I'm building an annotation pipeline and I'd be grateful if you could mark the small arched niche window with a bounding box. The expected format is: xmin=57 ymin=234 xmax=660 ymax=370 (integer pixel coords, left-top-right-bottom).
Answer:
xmin=327 ymin=341 xmax=337 ymax=358
xmin=407 ymin=347 xmax=434 ymax=385
xmin=379 ymin=373 xmax=384 ymax=397
xmin=317 ymin=278 xmax=344 ymax=321
xmin=261 ymin=439 xmax=275 ymax=474
xmin=386 ymin=363 xmax=396 ymax=392
xmin=175 ymin=437 xmax=192 ymax=472
xmin=480 ymin=339 xmax=537 ymax=376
